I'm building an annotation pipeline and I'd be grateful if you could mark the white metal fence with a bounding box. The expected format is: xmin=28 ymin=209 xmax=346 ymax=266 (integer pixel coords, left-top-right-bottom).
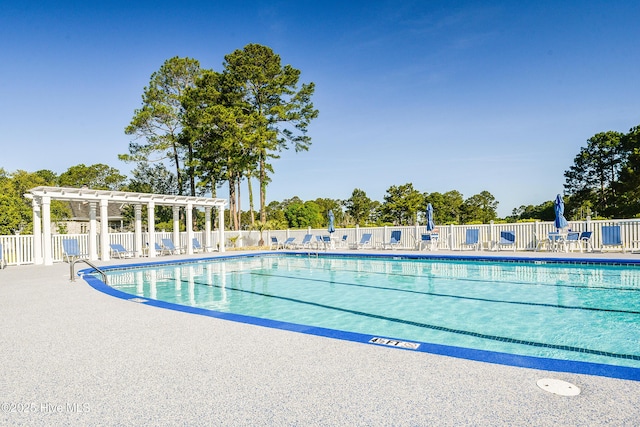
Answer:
xmin=2 ymin=218 xmax=640 ymax=266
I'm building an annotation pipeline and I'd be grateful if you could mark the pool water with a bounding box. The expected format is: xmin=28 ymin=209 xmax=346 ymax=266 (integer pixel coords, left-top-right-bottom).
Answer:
xmin=103 ymin=254 xmax=640 ymax=371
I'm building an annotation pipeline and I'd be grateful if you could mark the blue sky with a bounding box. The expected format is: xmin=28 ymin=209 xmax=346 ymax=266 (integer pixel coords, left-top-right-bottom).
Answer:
xmin=1 ymin=0 xmax=639 ymax=217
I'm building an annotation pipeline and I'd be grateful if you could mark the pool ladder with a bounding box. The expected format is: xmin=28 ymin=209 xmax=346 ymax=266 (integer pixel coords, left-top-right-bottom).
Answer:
xmin=70 ymin=259 xmax=108 ymax=284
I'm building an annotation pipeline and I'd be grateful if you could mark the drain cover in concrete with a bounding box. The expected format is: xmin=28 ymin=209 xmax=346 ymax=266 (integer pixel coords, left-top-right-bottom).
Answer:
xmin=536 ymin=378 xmax=580 ymax=396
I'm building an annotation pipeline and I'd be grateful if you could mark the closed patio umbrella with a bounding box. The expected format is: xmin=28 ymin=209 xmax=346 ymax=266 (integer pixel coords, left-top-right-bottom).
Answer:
xmin=554 ymin=194 xmax=568 ymax=230
xmin=426 ymin=203 xmax=435 ymax=232
xmin=328 ymin=210 xmax=335 ymax=234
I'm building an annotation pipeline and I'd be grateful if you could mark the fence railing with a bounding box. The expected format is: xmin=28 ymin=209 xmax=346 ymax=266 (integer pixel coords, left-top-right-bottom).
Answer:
xmin=2 ymin=218 xmax=640 ymax=266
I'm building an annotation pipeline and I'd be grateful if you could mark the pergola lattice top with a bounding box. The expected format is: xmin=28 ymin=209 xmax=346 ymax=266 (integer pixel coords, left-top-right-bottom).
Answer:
xmin=26 ymin=186 xmax=226 ymax=208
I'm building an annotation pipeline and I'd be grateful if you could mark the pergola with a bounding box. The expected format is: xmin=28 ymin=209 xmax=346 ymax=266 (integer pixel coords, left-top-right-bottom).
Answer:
xmin=26 ymin=186 xmax=227 ymax=265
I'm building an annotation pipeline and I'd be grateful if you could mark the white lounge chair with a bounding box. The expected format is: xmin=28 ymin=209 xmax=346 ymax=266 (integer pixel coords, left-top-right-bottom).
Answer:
xmin=283 ymin=237 xmax=296 ymax=249
xmin=579 ymin=231 xmax=593 ymax=252
xmin=460 ymin=229 xmax=480 ymax=251
xmin=62 ymin=238 xmax=87 ymax=262
xmin=601 ymin=226 xmax=624 ymax=252
xmin=295 ymin=234 xmax=313 ymax=249
xmin=146 ymin=242 xmax=169 ymax=256
xmin=161 ymin=238 xmax=183 ymax=255
xmin=110 ymin=243 xmax=135 ymax=258
xmin=270 ymin=236 xmax=284 ymax=250
xmin=350 ymin=233 xmax=372 ymax=249
xmin=563 ymin=232 xmax=581 ymax=252
xmin=496 ymin=231 xmax=516 ymax=251
xmin=419 ymin=233 xmax=438 ymax=251
xmin=192 ymin=238 xmax=215 ymax=253
xmin=383 ymin=230 xmax=402 ymax=249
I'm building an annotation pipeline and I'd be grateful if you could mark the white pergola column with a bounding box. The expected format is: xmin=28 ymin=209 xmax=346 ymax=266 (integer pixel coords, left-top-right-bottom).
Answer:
xmin=204 ymin=206 xmax=212 ymax=251
xmin=172 ymin=206 xmax=180 ymax=247
xmin=186 ymin=202 xmax=194 ymax=255
xmin=100 ymin=198 xmax=110 ymax=261
xmin=32 ymin=197 xmax=43 ymax=265
xmin=88 ymin=202 xmax=98 ymax=261
xmin=217 ymin=205 xmax=225 ymax=252
xmin=147 ymin=201 xmax=156 ymax=258
xmin=42 ymin=196 xmax=52 ymax=265
xmin=134 ymin=204 xmax=142 ymax=257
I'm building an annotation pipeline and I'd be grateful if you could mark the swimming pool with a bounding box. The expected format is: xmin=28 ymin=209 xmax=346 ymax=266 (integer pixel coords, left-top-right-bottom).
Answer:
xmin=84 ymin=253 xmax=640 ymax=380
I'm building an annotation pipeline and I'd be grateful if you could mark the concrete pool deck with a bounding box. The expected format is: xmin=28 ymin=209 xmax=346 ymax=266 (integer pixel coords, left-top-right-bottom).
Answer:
xmin=1 ymin=249 xmax=639 ymax=426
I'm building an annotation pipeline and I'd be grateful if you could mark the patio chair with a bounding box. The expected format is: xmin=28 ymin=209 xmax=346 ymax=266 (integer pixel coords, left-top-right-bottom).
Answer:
xmin=338 ymin=235 xmax=348 ymax=248
xmin=350 ymin=233 xmax=372 ymax=249
xmin=496 ymin=231 xmax=516 ymax=251
xmin=270 ymin=236 xmax=284 ymax=250
xmin=161 ymin=238 xmax=183 ymax=255
xmin=62 ymin=238 xmax=87 ymax=262
xmin=0 ymin=243 xmax=5 ymax=269
xmin=192 ymin=238 xmax=214 ymax=253
xmin=146 ymin=242 xmax=169 ymax=256
xmin=283 ymin=237 xmax=296 ymax=249
xmin=563 ymin=231 xmax=581 ymax=252
xmin=295 ymin=234 xmax=313 ymax=249
xmin=383 ymin=230 xmax=402 ymax=249
xmin=601 ymin=225 xmax=624 ymax=252
xmin=109 ymin=243 xmax=135 ymax=258
xmin=579 ymin=231 xmax=593 ymax=252
xmin=419 ymin=233 xmax=438 ymax=251
xmin=460 ymin=229 xmax=480 ymax=251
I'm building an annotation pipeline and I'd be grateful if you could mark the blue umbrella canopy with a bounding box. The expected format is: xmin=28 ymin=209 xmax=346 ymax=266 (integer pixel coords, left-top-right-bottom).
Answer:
xmin=328 ymin=210 xmax=335 ymax=234
xmin=554 ymin=194 xmax=568 ymax=230
xmin=426 ymin=203 xmax=435 ymax=231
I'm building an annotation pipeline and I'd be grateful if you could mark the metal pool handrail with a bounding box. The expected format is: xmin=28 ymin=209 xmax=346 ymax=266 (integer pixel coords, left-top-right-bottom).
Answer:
xmin=70 ymin=259 xmax=107 ymax=284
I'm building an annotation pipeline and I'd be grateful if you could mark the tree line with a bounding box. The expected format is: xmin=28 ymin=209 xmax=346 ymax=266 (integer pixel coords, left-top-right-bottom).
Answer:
xmin=2 ymin=41 xmax=638 ymax=234
xmin=1 ymin=118 xmax=638 ymax=235
xmin=0 ymin=164 xmax=501 ymax=234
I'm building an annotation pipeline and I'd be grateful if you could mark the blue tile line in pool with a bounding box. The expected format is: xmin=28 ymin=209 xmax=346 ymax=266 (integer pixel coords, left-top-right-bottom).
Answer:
xmin=78 ymin=252 xmax=640 ymax=382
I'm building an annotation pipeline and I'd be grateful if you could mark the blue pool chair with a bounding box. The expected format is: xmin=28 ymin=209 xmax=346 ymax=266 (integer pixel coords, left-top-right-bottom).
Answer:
xmin=192 ymin=238 xmax=204 ymax=253
xmin=62 ymin=238 xmax=87 ymax=262
xmin=579 ymin=231 xmax=593 ymax=252
xmin=496 ymin=231 xmax=516 ymax=251
xmin=192 ymin=238 xmax=214 ymax=253
xmin=383 ymin=230 xmax=402 ymax=249
xmin=161 ymin=238 xmax=183 ymax=255
xmin=460 ymin=229 xmax=480 ymax=251
xmin=296 ymin=234 xmax=313 ymax=249
xmin=283 ymin=237 xmax=296 ymax=249
xmin=146 ymin=242 xmax=168 ymax=256
xmin=270 ymin=236 xmax=284 ymax=250
xmin=563 ymin=231 xmax=581 ymax=252
xmin=350 ymin=233 xmax=372 ymax=249
xmin=601 ymin=225 xmax=624 ymax=252
xmin=110 ymin=243 xmax=135 ymax=258
xmin=419 ymin=233 xmax=438 ymax=251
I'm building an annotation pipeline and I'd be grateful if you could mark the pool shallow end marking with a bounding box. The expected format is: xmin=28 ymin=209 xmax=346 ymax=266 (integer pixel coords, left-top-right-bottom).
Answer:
xmin=370 ymin=337 xmax=421 ymax=350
